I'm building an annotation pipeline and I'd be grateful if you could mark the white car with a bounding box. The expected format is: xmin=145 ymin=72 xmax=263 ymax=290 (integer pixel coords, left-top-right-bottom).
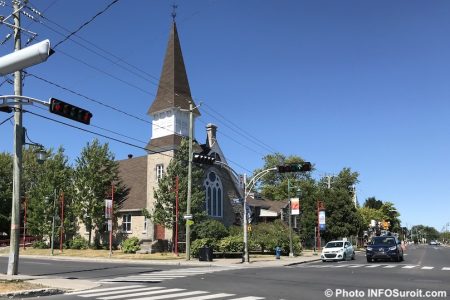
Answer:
xmin=321 ymin=240 xmax=355 ymax=262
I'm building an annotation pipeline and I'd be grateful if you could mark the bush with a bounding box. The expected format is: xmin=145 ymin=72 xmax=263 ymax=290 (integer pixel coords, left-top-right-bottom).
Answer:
xmin=69 ymin=235 xmax=89 ymax=249
xmin=192 ymin=219 xmax=228 ymax=240
xmin=191 ymin=238 xmax=216 ymax=258
xmin=249 ymin=220 xmax=302 ymax=255
xmin=32 ymin=240 xmax=48 ymax=249
xmin=217 ymin=235 xmax=244 ymax=252
xmin=121 ymin=237 xmax=140 ymax=253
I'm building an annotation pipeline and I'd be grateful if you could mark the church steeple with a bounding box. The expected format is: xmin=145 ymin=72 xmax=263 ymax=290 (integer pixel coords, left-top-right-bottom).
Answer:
xmin=147 ymin=21 xmax=200 ymax=151
xmin=148 ymin=22 xmax=200 ymax=115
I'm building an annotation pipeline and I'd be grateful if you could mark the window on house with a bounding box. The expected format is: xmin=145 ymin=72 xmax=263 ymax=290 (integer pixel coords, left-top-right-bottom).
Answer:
xmin=204 ymin=171 xmax=223 ymax=217
xmin=156 ymin=164 xmax=164 ymax=181
xmin=122 ymin=214 xmax=132 ymax=233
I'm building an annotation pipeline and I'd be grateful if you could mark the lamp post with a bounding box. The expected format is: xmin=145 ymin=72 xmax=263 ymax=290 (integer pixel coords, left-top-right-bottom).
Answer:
xmin=287 ymin=179 xmax=300 ymax=257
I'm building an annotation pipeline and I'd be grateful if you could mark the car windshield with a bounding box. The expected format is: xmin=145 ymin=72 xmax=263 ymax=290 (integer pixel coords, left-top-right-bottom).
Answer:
xmin=370 ymin=237 xmax=396 ymax=245
xmin=325 ymin=242 xmax=343 ymax=248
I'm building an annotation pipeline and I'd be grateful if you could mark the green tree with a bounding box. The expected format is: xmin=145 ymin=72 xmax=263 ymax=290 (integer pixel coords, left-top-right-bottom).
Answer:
xmin=318 ymin=168 xmax=363 ymax=241
xmin=380 ymin=202 xmax=401 ymax=233
xmin=0 ymin=152 xmax=12 ymax=236
xmin=363 ymin=197 xmax=383 ymax=209
xmin=24 ymin=147 xmax=73 ymax=241
xmin=72 ymin=139 xmax=126 ymax=246
xmin=149 ymin=138 xmax=206 ymax=242
xmin=358 ymin=206 xmax=384 ymax=230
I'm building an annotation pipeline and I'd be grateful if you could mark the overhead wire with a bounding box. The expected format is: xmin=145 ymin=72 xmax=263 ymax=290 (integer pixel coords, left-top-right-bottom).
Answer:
xmin=13 ymin=2 xmax=283 ymax=172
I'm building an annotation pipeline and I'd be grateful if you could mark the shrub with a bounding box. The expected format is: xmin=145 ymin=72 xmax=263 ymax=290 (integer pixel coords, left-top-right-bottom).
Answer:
xmin=121 ymin=237 xmax=140 ymax=253
xmin=249 ymin=220 xmax=302 ymax=255
xmin=69 ymin=235 xmax=89 ymax=249
xmin=32 ymin=240 xmax=48 ymax=249
xmin=191 ymin=238 xmax=216 ymax=257
xmin=192 ymin=219 xmax=228 ymax=240
xmin=217 ymin=235 xmax=244 ymax=252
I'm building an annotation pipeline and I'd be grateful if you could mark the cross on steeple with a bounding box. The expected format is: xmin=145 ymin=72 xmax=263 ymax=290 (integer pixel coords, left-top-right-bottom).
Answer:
xmin=171 ymin=4 xmax=178 ymax=22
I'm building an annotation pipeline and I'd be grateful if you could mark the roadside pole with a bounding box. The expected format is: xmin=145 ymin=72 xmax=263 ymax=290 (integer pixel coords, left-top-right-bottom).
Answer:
xmin=185 ymin=101 xmax=193 ymax=261
xmin=7 ymin=1 xmax=23 ymax=275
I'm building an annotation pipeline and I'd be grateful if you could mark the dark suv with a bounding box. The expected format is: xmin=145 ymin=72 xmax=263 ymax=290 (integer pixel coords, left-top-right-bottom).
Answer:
xmin=366 ymin=236 xmax=404 ymax=262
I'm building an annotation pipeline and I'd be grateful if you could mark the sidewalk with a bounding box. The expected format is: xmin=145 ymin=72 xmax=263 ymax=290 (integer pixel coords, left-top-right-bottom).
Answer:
xmin=0 ymin=252 xmax=321 ymax=297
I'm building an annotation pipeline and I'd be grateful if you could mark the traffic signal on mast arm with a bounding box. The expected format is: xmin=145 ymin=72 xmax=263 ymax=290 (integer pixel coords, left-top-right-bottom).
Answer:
xmin=192 ymin=153 xmax=215 ymax=165
xmin=277 ymin=162 xmax=312 ymax=173
xmin=49 ymin=98 xmax=92 ymax=125
xmin=0 ymin=106 xmax=12 ymax=113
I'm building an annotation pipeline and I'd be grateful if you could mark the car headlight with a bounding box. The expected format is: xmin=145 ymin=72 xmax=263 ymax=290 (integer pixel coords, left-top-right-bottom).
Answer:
xmin=366 ymin=247 xmax=373 ymax=251
xmin=389 ymin=246 xmax=397 ymax=251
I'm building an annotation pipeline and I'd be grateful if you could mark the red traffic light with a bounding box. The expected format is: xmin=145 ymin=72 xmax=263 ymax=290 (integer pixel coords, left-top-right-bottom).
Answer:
xmin=49 ymin=98 xmax=92 ymax=125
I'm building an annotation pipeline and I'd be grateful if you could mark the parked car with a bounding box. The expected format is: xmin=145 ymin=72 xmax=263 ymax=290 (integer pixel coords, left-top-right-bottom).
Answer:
xmin=366 ymin=236 xmax=404 ymax=262
xmin=321 ymin=240 xmax=355 ymax=262
xmin=429 ymin=240 xmax=439 ymax=246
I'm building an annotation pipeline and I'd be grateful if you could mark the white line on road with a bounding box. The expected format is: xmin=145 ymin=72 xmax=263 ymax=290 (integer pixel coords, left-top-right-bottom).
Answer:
xmin=421 ymin=266 xmax=434 ymax=270
xmin=70 ymin=285 xmax=143 ymax=295
xmin=79 ymin=287 xmax=164 ymax=298
xmin=365 ymin=265 xmax=381 ymax=268
xmin=442 ymin=267 xmax=450 ymax=271
xmin=402 ymin=265 xmax=417 ymax=269
xmin=128 ymin=290 xmax=209 ymax=300
xmin=383 ymin=265 xmax=397 ymax=268
xmin=178 ymin=293 xmax=236 ymax=300
xmin=99 ymin=288 xmax=185 ymax=300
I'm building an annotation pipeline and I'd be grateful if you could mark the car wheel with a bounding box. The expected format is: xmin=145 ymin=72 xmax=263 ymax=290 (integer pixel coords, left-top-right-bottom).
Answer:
xmin=343 ymin=253 xmax=347 ymax=261
xmin=351 ymin=251 xmax=355 ymax=260
xmin=367 ymin=257 xmax=372 ymax=263
xmin=322 ymin=260 xmax=326 ymax=262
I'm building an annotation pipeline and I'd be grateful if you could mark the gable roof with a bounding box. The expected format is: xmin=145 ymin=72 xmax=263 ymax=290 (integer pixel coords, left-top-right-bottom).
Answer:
xmin=148 ymin=22 xmax=200 ymax=116
xmin=118 ymin=155 xmax=147 ymax=211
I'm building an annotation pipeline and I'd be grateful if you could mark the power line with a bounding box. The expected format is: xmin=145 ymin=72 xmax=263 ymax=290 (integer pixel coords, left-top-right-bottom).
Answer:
xmin=0 ymin=115 xmax=13 ymax=126
xmin=52 ymin=0 xmax=121 ymax=49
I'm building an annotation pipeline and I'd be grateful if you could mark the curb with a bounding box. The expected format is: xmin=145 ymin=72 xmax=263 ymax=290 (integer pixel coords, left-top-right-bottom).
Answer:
xmin=0 ymin=288 xmax=65 ymax=298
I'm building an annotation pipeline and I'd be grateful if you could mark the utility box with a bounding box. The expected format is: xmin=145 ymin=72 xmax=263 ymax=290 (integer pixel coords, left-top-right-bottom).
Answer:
xmin=198 ymin=246 xmax=213 ymax=262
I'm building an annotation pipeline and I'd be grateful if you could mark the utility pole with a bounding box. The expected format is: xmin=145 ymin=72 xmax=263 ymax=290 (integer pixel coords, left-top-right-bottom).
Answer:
xmin=288 ymin=179 xmax=293 ymax=257
xmin=243 ymin=173 xmax=249 ymax=263
xmin=185 ymin=101 xmax=193 ymax=261
xmin=7 ymin=1 xmax=23 ymax=276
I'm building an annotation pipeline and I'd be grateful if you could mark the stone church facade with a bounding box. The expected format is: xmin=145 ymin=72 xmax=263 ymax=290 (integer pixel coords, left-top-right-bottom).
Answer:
xmin=107 ymin=21 xmax=243 ymax=251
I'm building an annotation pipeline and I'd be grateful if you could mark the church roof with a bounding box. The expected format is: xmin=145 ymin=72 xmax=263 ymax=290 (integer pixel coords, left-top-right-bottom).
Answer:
xmin=118 ymin=156 xmax=147 ymax=210
xmin=148 ymin=22 xmax=200 ymax=115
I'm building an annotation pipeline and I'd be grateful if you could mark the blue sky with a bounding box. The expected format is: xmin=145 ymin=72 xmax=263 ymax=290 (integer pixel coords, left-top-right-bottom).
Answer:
xmin=1 ymin=1 xmax=449 ymax=232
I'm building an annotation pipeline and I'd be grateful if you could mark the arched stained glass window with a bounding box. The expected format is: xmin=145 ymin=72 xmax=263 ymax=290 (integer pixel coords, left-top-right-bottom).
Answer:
xmin=204 ymin=171 xmax=223 ymax=217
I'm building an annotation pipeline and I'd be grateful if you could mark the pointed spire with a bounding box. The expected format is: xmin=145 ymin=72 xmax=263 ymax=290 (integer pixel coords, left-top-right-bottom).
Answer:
xmin=147 ymin=22 xmax=200 ymax=115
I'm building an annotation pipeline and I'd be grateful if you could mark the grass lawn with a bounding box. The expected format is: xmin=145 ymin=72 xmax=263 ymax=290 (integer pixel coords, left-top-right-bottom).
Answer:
xmin=0 ymin=280 xmax=45 ymax=293
xmin=3 ymin=247 xmax=185 ymax=260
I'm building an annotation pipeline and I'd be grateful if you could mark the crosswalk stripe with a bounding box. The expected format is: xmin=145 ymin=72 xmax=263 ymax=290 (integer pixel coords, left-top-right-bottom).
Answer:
xmin=402 ymin=265 xmax=417 ymax=269
xmin=177 ymin=293 xmax=236 ymax=300
xmin=99 ymin=288 xmax=184 ymax=300
xmin=442 ymin=267 xmax=450 ymax=271
xmin=229 ymin=297 xmax=266 ymax=300
xmin=383 ymin=265 xmax=397 ymax=268
xmin=129 ymin=291 xmax=209 ymax=300
xmin=78 ymin=287 xmax=163 ymax=298
xmin=348 ymin=265 xmax=364 ymax=268
xmin=70 ymin=285 xmax=143 ymax=295
xmin=421 ymin=266 xmax=434 ymax=270
xmin=365 ymin=265 xmax=380 ymax=268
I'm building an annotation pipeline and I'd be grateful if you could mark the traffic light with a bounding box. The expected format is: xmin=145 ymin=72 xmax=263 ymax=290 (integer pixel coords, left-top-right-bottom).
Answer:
xmin=0 ymin=106 xmax=12 ymax=113
xmin=192 ymin=153 xmax=215 ymax=165
xmin=49 ymin=98 xmax=92 ymax=125
xmin=277 ymin=162 xmax=312 ymax=173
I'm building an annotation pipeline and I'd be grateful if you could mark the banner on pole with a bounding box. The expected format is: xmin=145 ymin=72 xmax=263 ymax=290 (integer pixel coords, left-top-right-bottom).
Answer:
xmin=319 ymin=210 xmax=326 ymax=230
xmin=105 ymin=199 xmax=113 ymax=219
xmin=291 ymin=198 xmax=300 ymax=215
xmin=107 ymin=219 xmax=112 ymax=232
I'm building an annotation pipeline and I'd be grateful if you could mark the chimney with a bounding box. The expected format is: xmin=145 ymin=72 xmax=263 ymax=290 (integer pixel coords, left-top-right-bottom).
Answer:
xmin=206 ymin=123 xmax=217 ymax=148
xmin=127 ymin=154 xmax=133 ymax=159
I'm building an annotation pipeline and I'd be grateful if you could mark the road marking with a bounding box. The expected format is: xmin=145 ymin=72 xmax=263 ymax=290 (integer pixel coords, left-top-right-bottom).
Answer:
xmin=365 ymin=265 xmax=381 ymax=268
xmin=383 ymin=265 xmax=397 ymax=268
xmin=229 ymin=297 xmax=265 ymax=300
xmin=442 ymin=267 xmax=450 ymax=271
xmin=178 ymin=293 xmax=236 ymax=300
xmin=402 ymin=265 xmax=417 ymax=269
xmin=100 ymin=288 xmax=185 ymax=300
xmin=70 ymin=285 xmax=143 ymax=295
xmin=421 ymin=266 xmax=434 ymax=270
xmin=348 ymin=264 xmax=364 ymax=268
xmin=78 ymin=287 xmax=163 ymax=298
xmin=129 ymin=291 xmax=210 ymax=300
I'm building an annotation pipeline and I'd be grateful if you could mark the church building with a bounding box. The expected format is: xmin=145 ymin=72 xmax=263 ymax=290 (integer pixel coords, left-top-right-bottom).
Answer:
xmin=112 ymin=21 xmax=243 ymax=251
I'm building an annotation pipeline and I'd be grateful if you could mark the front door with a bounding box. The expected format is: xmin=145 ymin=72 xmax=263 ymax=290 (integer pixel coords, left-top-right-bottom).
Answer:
xmin=154 ymin=224 xmax=165 ymax=240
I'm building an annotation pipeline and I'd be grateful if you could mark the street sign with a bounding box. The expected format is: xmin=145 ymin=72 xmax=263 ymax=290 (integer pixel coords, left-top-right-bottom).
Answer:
xmin=183 ymin=214 xmax=193 ymax=220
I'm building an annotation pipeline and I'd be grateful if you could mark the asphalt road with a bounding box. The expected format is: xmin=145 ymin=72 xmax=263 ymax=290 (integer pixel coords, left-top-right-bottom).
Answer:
xmin=2 ymin=244 xmax=449 ymax=300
